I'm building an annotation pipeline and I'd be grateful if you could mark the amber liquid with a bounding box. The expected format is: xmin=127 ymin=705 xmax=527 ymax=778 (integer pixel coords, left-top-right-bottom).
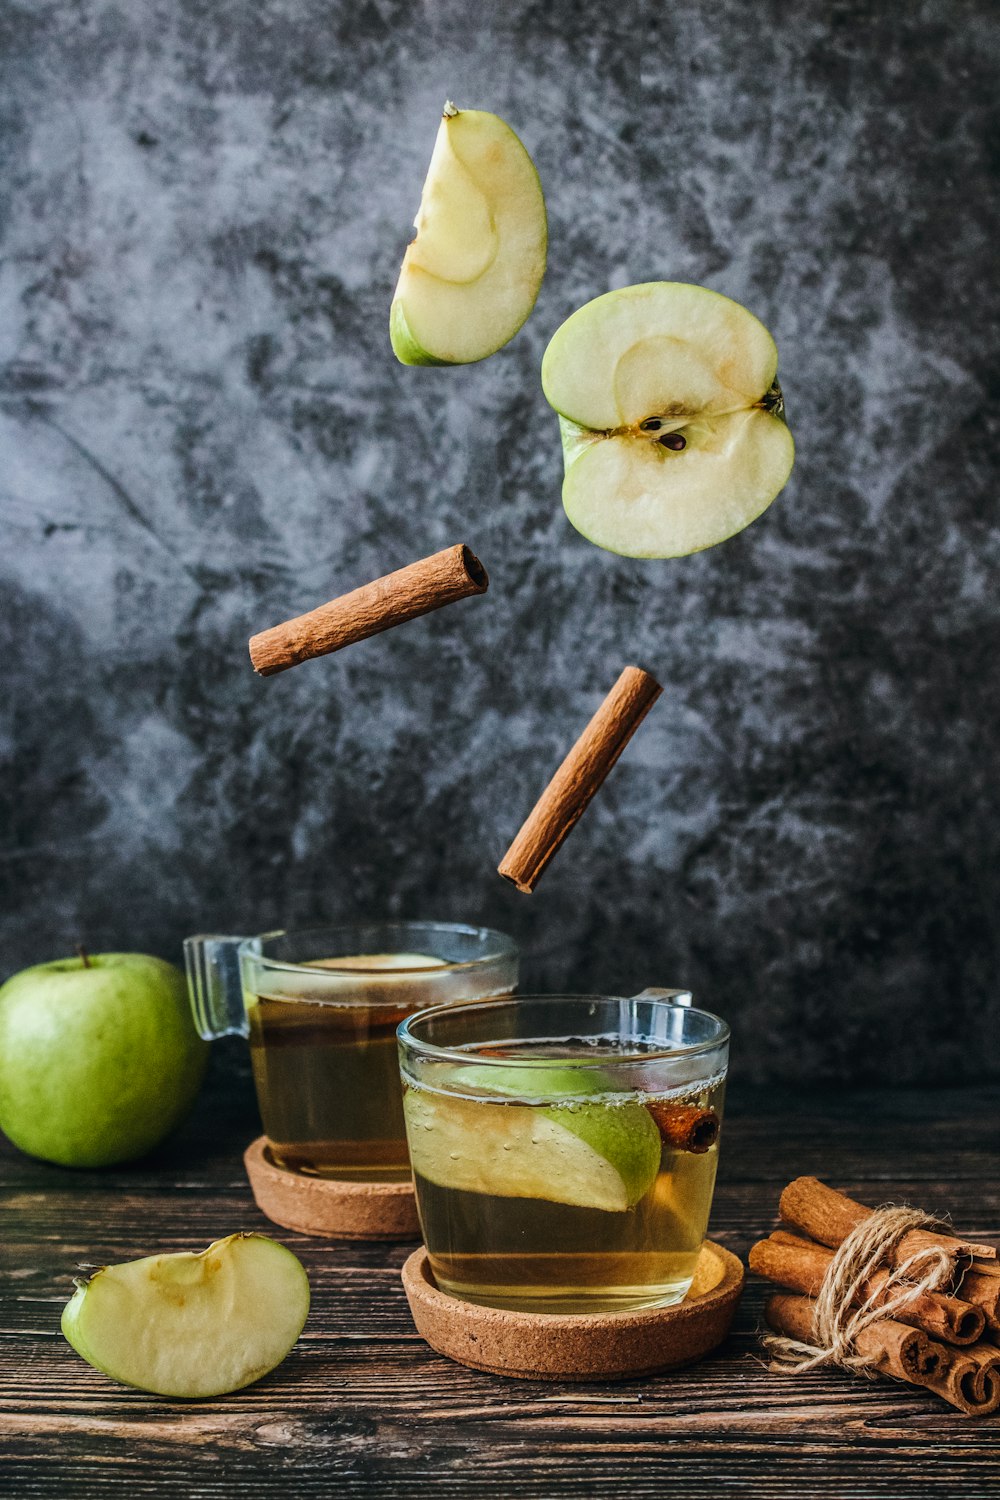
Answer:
xmin=409 ymin=1047 xmax=725 ymax=1313
xmin=247 ymin=953 xmax=445 ymax=1182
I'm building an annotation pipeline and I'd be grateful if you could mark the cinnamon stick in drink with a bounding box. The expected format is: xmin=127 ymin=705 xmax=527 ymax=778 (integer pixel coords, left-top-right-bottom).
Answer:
xmin=249 ymin=544 xmax=489 ymax=676
xmin=764 ymin=1292 xmax=942 ymax=1382
xmin=498 ymin=666 xmax=662 ymax=893
xmin=750 ymin=1234 xmax=985 ymax=1344
xmin=647 ymin=1102 xmax=720 ymax=1154
xmin=779 ymin=1177 xmax=997 ymax=1283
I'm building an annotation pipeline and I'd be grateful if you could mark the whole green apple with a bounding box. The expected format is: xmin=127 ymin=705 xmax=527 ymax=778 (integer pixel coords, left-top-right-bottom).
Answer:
xmin=0 ymin=952 xmax=208 ymax=1167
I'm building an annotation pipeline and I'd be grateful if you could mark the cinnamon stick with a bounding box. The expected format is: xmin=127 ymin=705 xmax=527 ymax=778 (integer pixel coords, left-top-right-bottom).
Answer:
xmin=764 ymin=1292 xmax=942 ymax=1383
xmin=647 ymin=1102 xmax=720 ymax=1154
xmin=766 ymin=1292 xmax=1000 ymax=1413
xmin=918 ymin=1342 xmax=1000 ymax=1416
xmin=960 ymin=1341 xmax=1000 ymax=1381
xmin=960 ymin=1271 xmax=1000 ymax=1340
xmin=767 ymin=1229 xmax=822 ymax=1249
xmin=498 ymin=666 xmax=663 ymax=893
xmin=750 ymin=1234 xmax=985 ymax=1345
xmin=779 ymin=1177 xmax=996 ymax=1283
xmin=248 ymin=544 xmax=489 ymax=676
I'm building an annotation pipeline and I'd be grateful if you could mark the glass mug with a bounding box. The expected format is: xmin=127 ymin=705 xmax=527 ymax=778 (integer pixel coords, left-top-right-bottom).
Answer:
xmin=398 ymin=993 xmax=729 ymax=1314
xmin=184 ymin=922 xmax=518 ymax=1182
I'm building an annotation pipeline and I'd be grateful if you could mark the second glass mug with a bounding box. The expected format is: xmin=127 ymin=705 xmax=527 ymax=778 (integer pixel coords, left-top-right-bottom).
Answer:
xmin=184 ymin=922 xmax=519 ymax=1182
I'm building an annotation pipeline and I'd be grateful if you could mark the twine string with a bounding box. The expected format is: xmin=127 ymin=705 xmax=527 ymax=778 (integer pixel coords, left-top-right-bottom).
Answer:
xmin=764 ymin=1205 xmax=955 ymax=1375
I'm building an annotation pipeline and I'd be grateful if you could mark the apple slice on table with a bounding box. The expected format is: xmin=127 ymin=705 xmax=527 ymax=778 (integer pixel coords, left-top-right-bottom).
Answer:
xmin=61 ymin=1234 xmax=309 ymax=1398
xmin=541 ymin=282 xmax=795 ymax=557
xmin=390 ymin=102 xmax=547 ymax=365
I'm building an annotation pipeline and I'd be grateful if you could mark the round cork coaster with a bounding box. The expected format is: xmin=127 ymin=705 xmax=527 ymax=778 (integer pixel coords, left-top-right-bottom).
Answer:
xmin=243 ymin=1136 xmax=420 ymax=1241
xmin=401 ymin=1239 xmax=744 ymax=1381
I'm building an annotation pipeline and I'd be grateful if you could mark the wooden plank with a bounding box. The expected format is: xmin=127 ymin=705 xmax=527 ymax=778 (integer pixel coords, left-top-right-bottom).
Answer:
xmin=2 ymin=1070 xmax=998 ymax=1497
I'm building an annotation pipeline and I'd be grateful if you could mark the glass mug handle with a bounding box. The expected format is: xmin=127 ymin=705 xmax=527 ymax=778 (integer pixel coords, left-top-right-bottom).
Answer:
xmin=632 ymin=987 xmax=693 ymax=1006
xmin=183 ymin=934 xmax=258 ymax=1039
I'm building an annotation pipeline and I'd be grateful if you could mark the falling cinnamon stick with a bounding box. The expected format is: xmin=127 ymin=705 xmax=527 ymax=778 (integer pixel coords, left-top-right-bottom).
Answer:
xmin=779 ymin=1177 xmax=996 ymax=1284
xmin=764 ymin=1292 xmax=941 ymax=1383
xmin=248 ymin=544 xmax=489 ymax=676
xmin=498 ymin=666 xmax=662 ymax=893
xmin=647 ymin=1102 xmax=720 ymax=1154
xmin=750 ymin=1234 xmax=985 ymax=1345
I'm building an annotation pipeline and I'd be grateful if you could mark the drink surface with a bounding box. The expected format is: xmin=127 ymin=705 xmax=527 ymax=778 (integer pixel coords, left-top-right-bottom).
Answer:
xmin=403 ymin=1036 xmax=725 ymax=1313
xmin=248 ymin=951 xmax=446 ymax=1181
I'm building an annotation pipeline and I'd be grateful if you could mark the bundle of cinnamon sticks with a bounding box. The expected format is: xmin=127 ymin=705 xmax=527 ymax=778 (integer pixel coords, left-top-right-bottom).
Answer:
xmin=751 ymin=1177 xmax=1000 ymax=1415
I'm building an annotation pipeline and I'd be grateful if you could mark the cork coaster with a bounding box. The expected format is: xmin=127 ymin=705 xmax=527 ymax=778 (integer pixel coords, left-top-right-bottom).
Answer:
xmin=243 ymin=1136 xmax=420 ymax=1240
xmin=401 ymin=1239 xmax=744 ymax=1380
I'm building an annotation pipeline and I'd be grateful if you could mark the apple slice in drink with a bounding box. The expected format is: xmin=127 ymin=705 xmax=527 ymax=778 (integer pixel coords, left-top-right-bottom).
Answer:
xmin=390 ymin=103 xmax=547 ymax=365
xmin=61 ymin=1234 xmax=309 ymax=1397
xmin=541 ymin=282 xmax=795 ymax=557
xmin=404 ymin=1066 xmax=661 ymax=1212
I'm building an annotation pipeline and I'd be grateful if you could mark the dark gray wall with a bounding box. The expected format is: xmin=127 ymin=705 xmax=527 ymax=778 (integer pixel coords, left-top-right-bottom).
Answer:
xmin=2 ymin=0 xmax=998 ymax=1084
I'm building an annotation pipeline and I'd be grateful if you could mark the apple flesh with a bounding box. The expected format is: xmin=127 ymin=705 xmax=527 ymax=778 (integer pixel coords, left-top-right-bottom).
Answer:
xmin=403 ymin=1065 xmax=661 ymax=1212
xmin=0 ymin=953 xmax=207 ymax=1167
xmin=61 ymin=1234 xmax=310 ymax=1397
xmin=390 ymin=103 xmax=547 ymax=365
xmin=541 ymin=282 xmax=795 ymax=557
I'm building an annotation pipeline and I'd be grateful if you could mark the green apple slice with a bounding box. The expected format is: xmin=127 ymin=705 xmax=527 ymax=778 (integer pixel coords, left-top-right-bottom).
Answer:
xmin=390 ymin=102 xmax=547 ymax=365
xmin=404 ymin=1066 xmax=661 ymax=1212
xmin=541 ymin=282 xmax=794 ymax=557
xmin=61 ymin=1234 xmax=309 ymax=1397
xmin=304 ymin=952 xmax=447 ymax=971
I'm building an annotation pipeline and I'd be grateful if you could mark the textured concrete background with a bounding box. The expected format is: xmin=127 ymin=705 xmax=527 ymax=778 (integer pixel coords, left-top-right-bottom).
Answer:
xmin=2 ymin=0 xmax=998 ymax=1083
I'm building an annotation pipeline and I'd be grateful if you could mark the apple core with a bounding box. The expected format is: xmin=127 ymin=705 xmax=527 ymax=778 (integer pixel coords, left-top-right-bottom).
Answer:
xmin=542 ymin=282 xmax=795 ymax=558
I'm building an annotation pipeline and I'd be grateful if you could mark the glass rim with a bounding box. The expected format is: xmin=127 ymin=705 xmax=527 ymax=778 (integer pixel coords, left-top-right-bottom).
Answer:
xmin=240 ymin=920 xmax=518 ymax=977
xmin=398 ymin=993 xmax=731 ymax=1067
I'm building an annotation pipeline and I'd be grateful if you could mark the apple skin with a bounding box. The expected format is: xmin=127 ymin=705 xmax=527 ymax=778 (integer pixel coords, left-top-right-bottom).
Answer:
xmin=0 ymin=953 xmax=208 ymax=1167
xmin=405 ymin=1064 xmax=662 ymax=1211
xmin=388 ymin=299 xmax=451 ymax=368
xmin=60 ymin=1234 xmax=310 ymax=1397
xmin=389 ymin=107 xmax=547 ymax=366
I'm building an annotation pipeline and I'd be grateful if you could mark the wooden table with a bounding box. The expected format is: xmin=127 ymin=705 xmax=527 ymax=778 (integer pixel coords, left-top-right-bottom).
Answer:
xmin=3 ymin=1048 xmax=998 ymax=1498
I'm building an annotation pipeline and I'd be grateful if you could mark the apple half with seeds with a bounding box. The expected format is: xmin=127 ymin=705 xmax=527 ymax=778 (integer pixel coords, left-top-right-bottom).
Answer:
xmin=61 ymin=1234 xmax=309 ymax=1398
xmin=541 ymin=282 xmax=794 ymax=557
xmin=390 ymin=102 xmax=547 ymax=365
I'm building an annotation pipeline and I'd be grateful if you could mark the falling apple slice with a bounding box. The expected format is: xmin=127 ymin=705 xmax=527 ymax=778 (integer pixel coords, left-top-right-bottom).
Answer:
xmin=541 ymin=282 xmax=795 ymax=557
xmin=61 ymin=1233 xmax=310 ymax=1397
xmin=390 ymin=102 xmax=547 ymax=366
